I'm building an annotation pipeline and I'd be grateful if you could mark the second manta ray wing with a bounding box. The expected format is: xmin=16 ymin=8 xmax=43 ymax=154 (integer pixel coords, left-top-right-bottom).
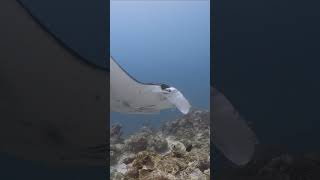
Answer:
xmin=212 ymin=87 xmax=258 ymax=166
xmin=110 ymin=56 xmax=191 ymax=114
xmin=0 ymin=0 xmax=108 ymax=166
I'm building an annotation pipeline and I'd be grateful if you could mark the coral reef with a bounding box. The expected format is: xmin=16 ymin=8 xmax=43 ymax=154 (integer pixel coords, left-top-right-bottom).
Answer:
xmin=216 ymin=146 xmax=320 ymax=180
xmin=110 ymin=109 xmax=210 ymax=180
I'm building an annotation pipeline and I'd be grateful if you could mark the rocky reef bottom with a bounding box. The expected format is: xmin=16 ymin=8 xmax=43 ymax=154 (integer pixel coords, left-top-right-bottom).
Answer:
xmin=110 ymin=110 xmax=210 ymax=180
xmin=216 ymin=146 xmax=320 ymax=180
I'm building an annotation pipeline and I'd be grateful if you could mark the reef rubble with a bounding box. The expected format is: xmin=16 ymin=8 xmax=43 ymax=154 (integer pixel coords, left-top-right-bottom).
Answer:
xmin=110 ymin=110 xmax=210 ymax=180
xmin=216 ymin=145 xmax=320 ymax=180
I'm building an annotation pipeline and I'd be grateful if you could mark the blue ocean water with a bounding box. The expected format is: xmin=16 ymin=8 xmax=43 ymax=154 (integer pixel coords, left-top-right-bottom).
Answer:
xmin=213 ymin=1 xmax=320 ymax=177
xmin=110 ymin=0 xmax=210 ymax=134
xmin=214 ymin=0 xmax=320 ymax=154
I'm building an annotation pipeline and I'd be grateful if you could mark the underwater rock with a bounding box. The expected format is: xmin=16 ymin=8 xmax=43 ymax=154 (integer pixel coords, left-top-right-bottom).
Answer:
xmin=122 ymin=153 xmax=136 ymax=165
xmin=110 ymin=109 xmax=210 ymax=180
xmin=204 ymin=169 xmax=210 ymax=177
xmin=149 ymin=134 xmax=168 ymax=153
xmin=110 ymin=123 xmax=123 ymax=143
xmin=112 ymin=163 xmax=128 ymax=175
xmin=217 ymin=150 xmax=320 ymax=180
xmin=123 ymin=127 xmax=169 ymax=154
xmin=186 ymin=144 xmax=193 ymax=152
xmin=181 ymin=167 xmax=208 ymax=180
xmin=257 ymin=153 xmax=320 ymax=180
xmin=125 ymin=135 xmax=148 ymax=153
xmin=110 ymin=143 xmax=125 ymax=165
xmin=110 ymin=170 xmax=125 ymax=180
xmin=166 ymin=137 xmax=186 ymax=153
xmin=131 ymin=151 xmax=158 ymax=170
xmin=126 ymin=167 xmax=139 ymax=178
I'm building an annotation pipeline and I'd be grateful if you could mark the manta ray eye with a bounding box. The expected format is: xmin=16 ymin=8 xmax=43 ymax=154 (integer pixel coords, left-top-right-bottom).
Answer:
xmin=161 ymin=84 xmax=170 ymax=90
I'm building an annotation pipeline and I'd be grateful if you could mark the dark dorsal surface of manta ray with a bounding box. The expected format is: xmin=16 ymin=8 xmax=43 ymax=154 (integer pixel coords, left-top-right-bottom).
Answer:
xmin=16 ymin=0 xmax=108 ymax=70
xmin=0 ymin=0 xmax=108 ymax=166
xmin=110 ymin=56 xmax=191 ymax=115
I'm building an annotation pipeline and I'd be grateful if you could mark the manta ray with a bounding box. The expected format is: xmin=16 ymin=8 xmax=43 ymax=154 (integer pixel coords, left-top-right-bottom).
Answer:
xmin=110 ymin=56 xmax=191 ymax=115
xmin=0 ymin=0 xmax=257 ymax=167
xmin=110 ymin=56 xmax=258 ymax=166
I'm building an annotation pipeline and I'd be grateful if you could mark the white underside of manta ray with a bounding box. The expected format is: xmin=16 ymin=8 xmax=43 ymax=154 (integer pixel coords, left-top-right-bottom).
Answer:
xmin=110 ymin=56 xmax=191 ymax=115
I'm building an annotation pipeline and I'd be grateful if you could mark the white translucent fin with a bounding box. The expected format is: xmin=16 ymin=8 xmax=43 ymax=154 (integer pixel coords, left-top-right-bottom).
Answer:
xmin=212 ymin=87 xmax=258 ymax=166
xmin=166 ymin=88 xmax=191 ymax=114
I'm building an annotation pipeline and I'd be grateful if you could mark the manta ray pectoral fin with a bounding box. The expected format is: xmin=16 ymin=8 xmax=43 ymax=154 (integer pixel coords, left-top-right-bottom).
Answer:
xmin=166 ymin=88 xmax=191 ymax=114
xmin=212 ymin=87 xmax=258 ymax=166
xmin=111 ymin=56 xmax=191 ymax=114
xmin=0 ymin=0 xmax=108 ymax=166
